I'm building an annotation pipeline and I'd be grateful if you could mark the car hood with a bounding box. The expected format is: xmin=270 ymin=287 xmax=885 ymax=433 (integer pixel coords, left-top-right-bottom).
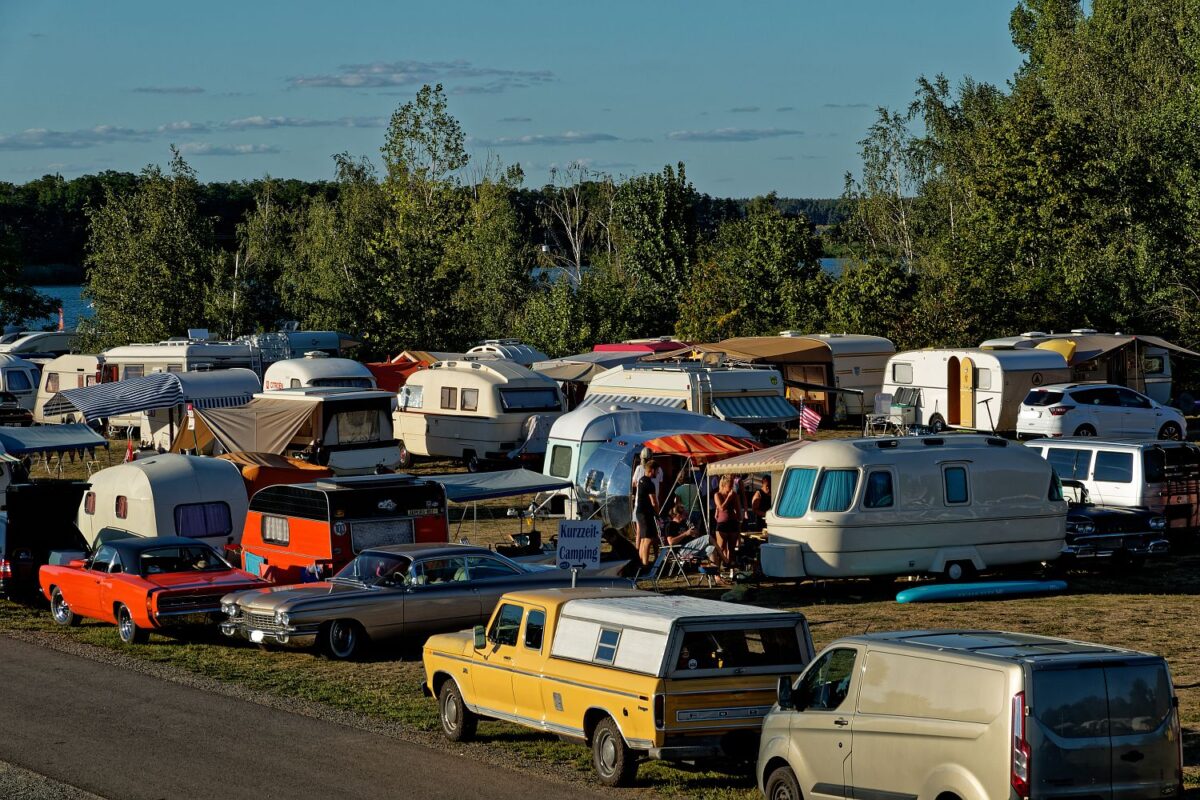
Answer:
xmin=424 ymin=629 xmax=475 ymax=657
xmin=1068 ymin=505 xmax=1155 ymax=523
xmin=146 ymin=570 xmax=265 ymax=591
xmin=222 ymin=580 xmax=371 ymax=612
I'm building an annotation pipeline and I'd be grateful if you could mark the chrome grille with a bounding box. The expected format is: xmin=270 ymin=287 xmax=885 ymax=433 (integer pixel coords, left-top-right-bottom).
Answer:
xmin=247 ymin=612 xmax=283 ymax=632
xmin=156 ymin=592 xmax=225 ymax=613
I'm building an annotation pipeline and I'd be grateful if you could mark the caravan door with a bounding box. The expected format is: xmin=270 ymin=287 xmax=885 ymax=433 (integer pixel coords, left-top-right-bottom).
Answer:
xmin=960 ymin=358 xmax=975 ymax=428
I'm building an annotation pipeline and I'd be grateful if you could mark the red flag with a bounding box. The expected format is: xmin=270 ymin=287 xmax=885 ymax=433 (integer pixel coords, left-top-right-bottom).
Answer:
xmin=57 ymin=307 xmax=64 ymax=331
xmin=800 ymin=403 xmax=822 ymax=434
xmin=124 ymin=439 xmax=135 ymax=463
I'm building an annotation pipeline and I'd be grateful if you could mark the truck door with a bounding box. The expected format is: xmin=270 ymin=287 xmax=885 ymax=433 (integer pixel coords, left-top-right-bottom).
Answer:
xmin=509 ymin=606 xmax=548 ymax=724
xmin=787 ymin=646 xmax=859 ymax=800
xmin=473 ymin=602 xmax=522 ymax=718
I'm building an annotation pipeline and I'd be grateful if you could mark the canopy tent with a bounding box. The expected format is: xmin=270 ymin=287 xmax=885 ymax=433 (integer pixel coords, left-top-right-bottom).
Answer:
xmin=216 ymin=451 xmax=333 ymax=497
xmin=578 ymin=394 xmax=687 ymax=409
xmin=705 ymin=439 xmax=814 ymax=476
xmin=711 ymin=394 xmax=799 ymax=424
xmin=532 ymin=351 xmax=644 ymax=384
xmin=1012 ymin=333 xmax=1200 ymax=366
xmin=0 ymin=423 xmax=108 ymax=455
xmin=642 ymin=432 xmax=762 ymax=464
xmin=42 ymin=369 xmax=260 ymax=422
xmin=425 ymin=469 xmax=573 ymax=503
xmin=171 ymin=396 xmax=318 ymax=455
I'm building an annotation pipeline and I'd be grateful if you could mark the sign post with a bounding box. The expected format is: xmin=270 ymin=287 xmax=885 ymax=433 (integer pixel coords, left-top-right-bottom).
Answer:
xmin=556 ymin=520 xmax=602 ymax=588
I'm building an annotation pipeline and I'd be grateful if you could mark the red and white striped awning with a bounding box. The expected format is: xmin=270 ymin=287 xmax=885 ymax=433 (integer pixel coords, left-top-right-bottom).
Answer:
xmin=642 ymin=432 xmax=762 ymax=464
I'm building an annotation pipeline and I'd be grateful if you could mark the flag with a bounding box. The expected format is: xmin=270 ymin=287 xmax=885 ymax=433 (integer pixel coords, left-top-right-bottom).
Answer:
xmin=800 ymin=403 xmax=822 ymax=434
xmin=124 ymin=439 xmax=135 ymax=463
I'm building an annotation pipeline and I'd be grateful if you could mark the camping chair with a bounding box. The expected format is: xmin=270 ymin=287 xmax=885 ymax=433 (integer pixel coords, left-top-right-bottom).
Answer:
xmin=863 ymin=393 xmax=904 ymax=437
xmin=636 ymin=540 xmax=694 ymax=591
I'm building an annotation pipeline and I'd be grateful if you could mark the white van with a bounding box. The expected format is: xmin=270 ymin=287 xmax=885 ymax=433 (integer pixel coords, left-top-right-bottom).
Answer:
xmin=760 ymin=435 xmax=1066 ymax=581
xmin=760 ymin=630 xmax=1182 ymax=800
xmin=76 ymin=454 xmax=248 ymax=551
xmin=396 ymin=360 xmax=565 ymax=471
xmin=33 ymin=354 xmax=99 ymax=423
xmin=262 ymin=354 xmax=376 ymax=391
xmin=0 ymin=355 xmax=41 ymax=412
xmin=882 ymin=348 xmax=1070 ymax=433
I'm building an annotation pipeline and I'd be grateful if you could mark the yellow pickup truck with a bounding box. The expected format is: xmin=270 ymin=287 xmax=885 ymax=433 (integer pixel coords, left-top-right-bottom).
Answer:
xmin=422 ymin=587 xmax=814 ymax=786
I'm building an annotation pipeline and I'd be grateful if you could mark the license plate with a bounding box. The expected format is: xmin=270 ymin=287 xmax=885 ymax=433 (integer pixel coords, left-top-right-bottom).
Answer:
xmin=250 ymin=630 xmax=265 ymax=643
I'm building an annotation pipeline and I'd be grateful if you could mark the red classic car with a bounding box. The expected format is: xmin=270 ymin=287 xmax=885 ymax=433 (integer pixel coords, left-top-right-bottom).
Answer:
xmin=40 ymin=535 xmax=267 ymax=644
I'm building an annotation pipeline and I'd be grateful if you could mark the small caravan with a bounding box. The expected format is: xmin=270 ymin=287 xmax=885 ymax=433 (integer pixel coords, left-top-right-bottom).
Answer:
xmin=262 ymin=354 xmax=376 ymax=391
xmin=76 ymin=454 xmax=249 ymax=551
xmin=0 ymin=355 xmax=41 ymax=412
xmin=0 ymin=331 xmax=77 ymax=358
xmin=395 ymin=360 xmax=565 ymax=471
xmin=759 ymin=435 xmax=1066 ymax=580
xmin=33 ymin=354 xmax=99 ymax=423
xmin=582 ymin=362 xmax=798 ymax=438
xmin=464 ymin=339 xmax=548 ymax=368
xmin=881 ymin=348 xmax=1070 ymax=433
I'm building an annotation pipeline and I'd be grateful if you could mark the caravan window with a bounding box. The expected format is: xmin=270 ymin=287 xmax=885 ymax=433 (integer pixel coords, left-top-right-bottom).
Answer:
xmin=812 ymin=469 xmax=859 ymax=512
xmin=166 ymin=364 xmax=184 ymax=374
xmin=594 ymin=628 xmax=621 ymax=664
xmin=943 ymin=466 xmax=970 ymax=504
xmin=440 ymin=387 xmax=458 ymax=410
xmin=777 ymin=467 xmax=818 ymax=517
xmin=460 ymin=388 xmax=479 ymax=412
xmin=45 ymin=372 xmax=60 ymax=393
xmin=115 ymin=496 xmax=128 ymax=519
xmin=123 ymin=365 xmax=144 ymax=380
xmin=175 ymin=502 xmax=233 ymax=539
xmin=548 ymin=445 xmax=572 ymax=478
xmin=5 ymin=370 xmax=32 ymax=392
xmin=1143 ymin=356 xmax=1166 ymax=375
xmin=261 ymin=515 xmax=290 ymax=545
xmin=893 ymin=386 xmax=921 ymax=406
xmin=311 ymin=377 xmax=373 ymax=389
xmin=863 ymin=471 xmax=894 ymax=508
xmin=892 ymin=363 xmax=913 ymax=384
xmin=498 ymin=388 xmax=561 ymax=412
xmin=399 ymin=385 xmax=423 ymax=409
xmin=975 ymin=368 xmax=993 ymax=391
xmin=328 ymin=409 xmax=388 ymax=445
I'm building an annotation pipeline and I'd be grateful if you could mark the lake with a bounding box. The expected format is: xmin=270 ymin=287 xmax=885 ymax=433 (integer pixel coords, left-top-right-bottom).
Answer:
xmin=29 ymin=285 xmax=89 ymax=330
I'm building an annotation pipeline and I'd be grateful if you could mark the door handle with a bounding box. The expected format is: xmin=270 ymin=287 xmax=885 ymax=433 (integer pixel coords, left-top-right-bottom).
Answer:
xmin=502 ymin=655 xmax=512 ymax=661
xmin=833 ymin=718 xmax=849 ymax=727
xmin=1120 ymin=750 xmax=1144 ymax=763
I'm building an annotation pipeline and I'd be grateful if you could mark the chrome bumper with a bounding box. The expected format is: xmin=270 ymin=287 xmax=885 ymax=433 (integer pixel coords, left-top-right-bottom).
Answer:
xmin=219 ymin=618 xmax=319 ymax=647
xmin=1062 ymin=537 xmax=1169 ymax=559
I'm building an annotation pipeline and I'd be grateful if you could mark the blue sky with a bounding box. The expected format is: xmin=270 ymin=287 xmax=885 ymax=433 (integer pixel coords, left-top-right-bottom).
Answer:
xmin=0 ymin=1 xmax=1023 ymax=197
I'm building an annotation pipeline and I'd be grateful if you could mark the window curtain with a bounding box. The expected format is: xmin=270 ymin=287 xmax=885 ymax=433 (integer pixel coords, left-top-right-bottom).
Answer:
xmin=175 ymin=502 xmax=232 ymax=538
xmin=336 ymin=410 xmax=379 ymax=444
xmin=778 ymin=468 xmax=818 ymax=517
xmin=813 ymin=469 xmax=859 ymax=512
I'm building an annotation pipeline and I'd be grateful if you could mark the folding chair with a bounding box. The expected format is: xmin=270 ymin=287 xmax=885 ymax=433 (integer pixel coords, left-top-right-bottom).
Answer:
xmin=635 ymin=542 xmax=694 ymax=591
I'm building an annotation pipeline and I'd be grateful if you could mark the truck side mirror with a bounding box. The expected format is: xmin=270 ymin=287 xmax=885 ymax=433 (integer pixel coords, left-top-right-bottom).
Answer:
xmin=473 ymin=625 xmax=486 ymax=650
xmin=777 ymin=675 xmax=795 ymax=710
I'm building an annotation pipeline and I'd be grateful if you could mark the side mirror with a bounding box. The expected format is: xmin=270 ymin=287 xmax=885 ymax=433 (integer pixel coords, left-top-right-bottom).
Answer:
xmin=777 ymin=675 xmax=795 ymax=710
xmin=473 ymin=625 xmax=486 ymax=650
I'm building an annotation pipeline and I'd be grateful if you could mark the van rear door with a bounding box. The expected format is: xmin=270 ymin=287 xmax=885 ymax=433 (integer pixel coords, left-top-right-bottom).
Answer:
xmin=1105 ymin=661 xmax=1178 ymax=800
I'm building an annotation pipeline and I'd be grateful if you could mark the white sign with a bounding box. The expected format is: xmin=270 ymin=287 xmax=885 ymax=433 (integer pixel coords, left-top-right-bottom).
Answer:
xmin=557 ymin=520 xmax=603 ymax=571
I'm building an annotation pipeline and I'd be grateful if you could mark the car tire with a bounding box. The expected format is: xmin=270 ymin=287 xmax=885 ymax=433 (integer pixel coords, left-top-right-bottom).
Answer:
xmin=50 ymin=587 xmax=79 ymax=627
xmin=765 ymin=765 xmax=802 ymax=800
xmin=116 ymin=604 xmax=148 ymax=644
xmin=397 ymin=442 xmax=412 ymax=468
xmin=320 ymin=619 xmax=367 ymax=661
xmin=942 ymin=560 xmax=975 ymax=582
xmin=1159 ymin=422 xmax=1183 ymax=441
xmin=928 ymin=414 xmax=946 ymax=433
xmin=1073 ymin=424 xmax=1097 ymax=437
xmin=438 ymin=680 xmax=477 ymax=742
xmin=464 ymin=452 xmax=481 ymax=473
xmin=592 ymin=716 xmax=637 ymax=787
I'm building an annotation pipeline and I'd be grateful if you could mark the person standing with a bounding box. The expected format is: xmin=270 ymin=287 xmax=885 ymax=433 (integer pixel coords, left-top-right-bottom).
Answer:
xmin=750 ymin=474 xmax=772 ymax=530
xmin=633 ymin=457 xmax=662 ymax=567
xmin=632 ymin=447 xmax=663 ymax=499
xmin=713 ymin=474 xmax=742 ymax=569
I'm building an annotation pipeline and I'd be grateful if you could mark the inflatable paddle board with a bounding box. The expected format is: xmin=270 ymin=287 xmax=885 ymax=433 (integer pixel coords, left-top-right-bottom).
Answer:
xmin=896 ymin=579 xmax=1067 ymax=604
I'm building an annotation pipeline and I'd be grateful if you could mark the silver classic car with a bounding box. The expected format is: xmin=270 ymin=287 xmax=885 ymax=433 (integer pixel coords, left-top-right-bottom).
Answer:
xmin=219 ymin=542 xmax=633 ymax=659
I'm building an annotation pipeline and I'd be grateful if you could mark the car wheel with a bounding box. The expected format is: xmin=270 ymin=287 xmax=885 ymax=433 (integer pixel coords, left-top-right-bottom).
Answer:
xmin=397 ymin=442 xmax=412 ymax=468
xmin=1073 ymin=424 xmax=1097 ymax=437
xmin=50 ymin=587 xmax=79 ymax=627
xmin=438 ymin=680 xmax=477 ymax=742
xmin=464 ymin=453 xmax=481 ymax=473
xmin=928 ymin=414 xmax=946 ymax=433
xmin=592 ymin=716 xmax=637 ymax=787
xmin=765 ymin=766 xmax=802 ymax=800
xmin=1159 ymin=422 xmax=1183 ymax=441
xmin=116 ymin=604 xmax=148 ymax=644
xmin=942 ymin=560 xmax=975 ymax=582
xmin=320 ymin=619 xmax=367 ymax=660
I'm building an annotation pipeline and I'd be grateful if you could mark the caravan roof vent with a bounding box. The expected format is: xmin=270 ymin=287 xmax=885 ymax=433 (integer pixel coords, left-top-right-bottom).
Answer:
xmin=1069 ymin=328 xmax=1098 ymax=335
xmin=817 ymin=332 xmax=844 ymax=338
xmin=779 ymin=330 xmax=803 ymax=337
xmin=1020 ymin=331 xmax=1049 ymax=338
xmin=303 ymin=351 xmax=329 ymax=359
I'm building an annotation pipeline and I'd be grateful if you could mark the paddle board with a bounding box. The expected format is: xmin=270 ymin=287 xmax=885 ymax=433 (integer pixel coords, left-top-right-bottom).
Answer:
xmin=895 ymin=579 xmax=1067 ymax=604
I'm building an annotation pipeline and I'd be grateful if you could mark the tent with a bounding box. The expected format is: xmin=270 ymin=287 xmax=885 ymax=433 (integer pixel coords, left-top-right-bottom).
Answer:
xmin=171 ymin=396 xmax=318 ymax=455
xmin=642 ymin=432 xmax=762 ymax=464
xmin=42 ymin=369 xmax=260 ymax=422
xmin=0 ymin=423 xmax=108 ymax=455
xmin=705 ymin=439 xmax=814 ymax=476
xmin=425 ymin=469 xmax=573 ymax=503
xmin=532 ymin=351 xmax=644 ymax=384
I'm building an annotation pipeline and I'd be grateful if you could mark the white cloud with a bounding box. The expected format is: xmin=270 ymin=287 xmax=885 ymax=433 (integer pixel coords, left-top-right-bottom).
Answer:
xmin=0 ymin=125 xmax=149 ymax=151
xmin=133 ymin=86 xmax=205 ymax=94
xmin=224 ymin=115 xmax=385 ymax=130
xmin=176 ymin=143 xmax=280 ymax=156
xmin=288 ymin=59 xmax=553 ymax=92
xmin=666 ymin=127 xmax=803 ymax=142
xmin=475 ymin=131 xmax=620 ymax=147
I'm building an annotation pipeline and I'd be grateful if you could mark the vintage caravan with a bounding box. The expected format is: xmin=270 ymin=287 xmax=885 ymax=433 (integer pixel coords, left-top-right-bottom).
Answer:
xmin=981 ymin=330 xmax=1199 ymax=406
xmin=262 ymin=354 xmax=376 ymax=391
xmin=395 ymin=360 xmax=565 ymax=471
xmin=759 ymin=435 xmax=1066 ymax=581
xmin=0 ymin=331 xmax=77 ymax=358
xmin=582 ymin=362 xmax=798 ymax=438
xmin=532 ymin=351 xmax=643 ymax=409
xmin=33 ymin=354 xmax=99 ymax=423
xmin=76 ymin=454 xmax=249 ymax=551
xmin=0 ymin=355 xmax=41 ymax=412
xmin=881 ymin=348 xmax=1070 ymax=433
xmin=464 ymin=339 xmax=548 ymax=367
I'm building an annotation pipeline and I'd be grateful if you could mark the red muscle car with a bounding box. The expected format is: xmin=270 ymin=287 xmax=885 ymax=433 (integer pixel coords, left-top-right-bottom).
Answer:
xmin=40 ymin=535 xmax=267 ymax=644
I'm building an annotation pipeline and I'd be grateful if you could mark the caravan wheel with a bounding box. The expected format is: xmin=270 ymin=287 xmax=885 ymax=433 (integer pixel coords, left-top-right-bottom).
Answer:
xmin=464 ymin=452 xmax=481 ymax=473
xmin=397 ymin=442 xmax=412 ymax=468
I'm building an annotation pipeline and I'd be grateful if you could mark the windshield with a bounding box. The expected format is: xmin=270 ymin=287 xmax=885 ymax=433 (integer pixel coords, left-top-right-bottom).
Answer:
xmin=139 ymin=545 xmax=230 ymax=576
xmin=1024 ymin=390 xmax=1064 ymax=406
xmin=333 ymin=552 xmax=412 ymax=585
xmin=498 ymin=388 xmax=561 ymax=412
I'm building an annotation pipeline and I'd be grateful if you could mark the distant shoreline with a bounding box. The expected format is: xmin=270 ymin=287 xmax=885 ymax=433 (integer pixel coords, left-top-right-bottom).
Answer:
xmin=21 ymin=264 xmax=83 ymax=285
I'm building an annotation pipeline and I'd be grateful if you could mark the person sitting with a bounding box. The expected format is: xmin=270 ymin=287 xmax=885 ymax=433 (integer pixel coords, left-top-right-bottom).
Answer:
xmin=662 ymin=503 xmax=700 ymax=546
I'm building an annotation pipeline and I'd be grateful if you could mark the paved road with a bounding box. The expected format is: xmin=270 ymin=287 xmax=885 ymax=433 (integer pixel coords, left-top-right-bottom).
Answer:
xmin=0 ymin=636 xmax=597 ymax=800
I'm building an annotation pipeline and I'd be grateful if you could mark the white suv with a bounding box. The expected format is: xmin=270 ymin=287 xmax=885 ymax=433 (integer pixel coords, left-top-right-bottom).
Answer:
xmin=1018 ymin=383 xmax=1187 ymax=440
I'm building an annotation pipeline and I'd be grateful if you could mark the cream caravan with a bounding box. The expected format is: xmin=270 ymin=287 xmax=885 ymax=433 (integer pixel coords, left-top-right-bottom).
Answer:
xmin=33 ymin=354 xmax=99 ymax=423
xmin=759 ymin=435 xmax=1066 ymax=581
xmin=262 ymin=354 xmax=376 ymax=391
xmin=76 ymin=454 xmax=248 ymax=551
xmin=0 ymin=355 xmax=41 ymax=412
xmin=881 ymin=348 xmax=1069 ymax=433
xmin=395 ymin=360 xmax=565 ymax=472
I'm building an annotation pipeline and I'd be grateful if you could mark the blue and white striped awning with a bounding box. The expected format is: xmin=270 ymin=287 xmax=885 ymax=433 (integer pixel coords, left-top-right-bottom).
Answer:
xmin=579 ymin=393 xmax=687 ymax=409
xmin=42 ymin=369 xmax=259 ymax=422
xmin=711 ymin=394 xmax=799 ymax=424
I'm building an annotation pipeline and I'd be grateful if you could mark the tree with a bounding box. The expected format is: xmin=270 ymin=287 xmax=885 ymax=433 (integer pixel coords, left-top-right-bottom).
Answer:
xmin=0 ymin=229 xmax=55 ymax=328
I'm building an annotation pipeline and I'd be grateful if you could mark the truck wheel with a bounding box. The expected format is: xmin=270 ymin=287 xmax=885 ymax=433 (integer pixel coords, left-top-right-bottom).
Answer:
xmin=1158 ymin=422 xmax=1183 ymax=441
xmin=397 ymin=442 xmax=412 ymax=468
xmin=592 ymin=716 xmax=637 ymax=787
xmin=765 ymin=765 xmax=802 ymax=800
xmin=942 ymin=560 xmax=975 ymax=582
xmin=116 ymin=604 xmax=148 ymax=644
xmin=320 ymin=619 xmax=367 ymax=660
xmin=438 ymin=680 xmax=477 ymax=742
xmin=50 ymin=587 xmax=79 ymax=627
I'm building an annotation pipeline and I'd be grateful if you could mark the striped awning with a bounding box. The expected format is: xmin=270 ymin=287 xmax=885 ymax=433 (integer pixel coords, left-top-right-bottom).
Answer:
xmin=579 ymin=393 xmax=687 ymax=409
xmin=643 ymin=432 xmax=762 ymax=464
xmin=705 ymin=439 xmax=814 ymax=475
xmin=711 ymin=394 xmax=799 ymax=424
xmin=0 ymin=423 xmax=108 ymax=455
xmin=42 ymin=370 xmax=258 ymax=422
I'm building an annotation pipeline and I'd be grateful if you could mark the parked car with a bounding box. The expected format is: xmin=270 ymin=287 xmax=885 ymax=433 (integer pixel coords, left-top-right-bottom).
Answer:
xmin=0 ymin=391 xmax=33 ymax=426
xmin=759 ymin=630 xmax=1182 ymax=800
xmin=1061 ymin=479 xmax=1169 ymax=565
xmin=219 ymin=543 xmax=634 ymax=660
xmin=0 ymin=481 xmax=90 ymax=599
xmin=424 ymin=588 xmax=815 ymax=786
xmin=40 ymin=536 xmax=266 ymax=644
xmin=1018 ymin=382 xmax=1187 ymax=440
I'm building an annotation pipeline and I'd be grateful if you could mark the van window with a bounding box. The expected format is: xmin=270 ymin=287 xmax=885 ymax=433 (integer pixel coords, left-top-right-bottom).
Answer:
xmin=975 ymin=368 xmax=992 ymax=391
xmin=812 ymin=469 xmax=859 ymax=512
xmin=311 ymin=377 xmax=373 ymax=389
xmin=674 ymin=625 xmax=805 ymax=673
xmin=498 ymin=388 xmax=561 ymax=412
xmin=115 ymin=496 xmax=128 ymax=519
xmin=440 ymin=387 xmax=458 ymax=410
xmin=1106 ymin=663 xmax=1172 ymax=735
xmin=1024 ymin=390 xmax=1064 ymax=406
xmin=594 ymin=628 xmax=621 ymax=663
xmin=5 ymin=370 xmax=32 ymax=392
xmin=548 ymin=445 xmax=572 ymax=478
xmin=863 ymin=471 xmax=894 ymax=508
xmin=123 ymin=365 xmax=145 ymax=380
xmin=1034 ymin=667 xmax=1111 ymax=738
xmin=524 ymin=609 xmax=546 ymax=650
xmin=1046 ymin=447 xmax=1093 ymax=480
xmin=460 ymin=388 xmax=479 ymax=412
xmin=261 ymin=515 xmax=290 ymax=545
xmin=45 ymin=372 xmax=60 ymax=393
xmin=174 ymin=502 xmax=233 ymax=539
xmin=1143 ymin=445 xmax=1200 ymax=483
xmin=796 ymin=648 xmax=857 ymax=711
xmin=892 ymin=363 xmax=913 ymax=385
xmin=943 ymin=466 xmax=969 ymax=504
xmin=777 ymin=467 xmax=818 ymax=517
xmin=489 ymin=603 xmax=523 ymax=647
xmin=1094 ymin=451 xmax=1134 ymax=483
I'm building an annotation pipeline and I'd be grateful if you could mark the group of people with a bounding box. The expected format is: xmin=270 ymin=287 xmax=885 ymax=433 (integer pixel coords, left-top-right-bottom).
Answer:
xmin=631 ymin=448 xmax=772 ymax=578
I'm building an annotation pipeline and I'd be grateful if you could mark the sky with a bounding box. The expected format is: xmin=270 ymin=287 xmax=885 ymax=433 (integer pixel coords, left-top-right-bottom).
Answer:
xmin=0 ymin=1 xmax=1024 ymax=198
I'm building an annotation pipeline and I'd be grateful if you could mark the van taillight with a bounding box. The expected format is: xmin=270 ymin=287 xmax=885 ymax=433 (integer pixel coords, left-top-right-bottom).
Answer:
xmin=0 ymin=558 xmax=10 ymax=579
xmin=1048 ymin=405 xmax=1076 ymax=416
xmin=653 ymin=693 xmax=665 ymax=730
xmin=1012 ymin=692 xmax=1031 ymax=798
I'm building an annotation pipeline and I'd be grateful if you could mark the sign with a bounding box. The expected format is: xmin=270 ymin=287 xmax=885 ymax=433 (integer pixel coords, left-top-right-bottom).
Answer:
xmin=557 ymin=520 xmax=602 ymax=571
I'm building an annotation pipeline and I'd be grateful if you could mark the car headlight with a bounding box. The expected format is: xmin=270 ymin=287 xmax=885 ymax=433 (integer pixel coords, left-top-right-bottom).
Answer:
xmin=1150 ymin=517 xmax=1167 ymax=530
xmin=1066 ymin=521 xmax=1095 ymax=535
xmin=222 ymin=603 xmax=237 ymax=617
xmin=275 ymin=610 xmax=290 ymax=626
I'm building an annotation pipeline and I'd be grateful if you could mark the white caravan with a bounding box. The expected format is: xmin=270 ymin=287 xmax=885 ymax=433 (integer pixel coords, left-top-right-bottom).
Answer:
xmin=76 ymin=454 xmax=248 ymax=551
xmin=882 ymin=348 xmax=1070 ymax=433
xmin=33 ymin=354 xmax=100 ymax=423
xmin=464 ymin=339 xmax=549 ymax=367
xmin=0 ymin=331 xmax=77 ymax=357
xmin=262 ymin=354 xmax=376 ymax=391
xmin=395 ymin=360 xmax=565 ymax=471
xmin=0 ymin=355 xmax=41 ymax=412
xmin=759 ymin=435 xmax=1066 ymax=580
